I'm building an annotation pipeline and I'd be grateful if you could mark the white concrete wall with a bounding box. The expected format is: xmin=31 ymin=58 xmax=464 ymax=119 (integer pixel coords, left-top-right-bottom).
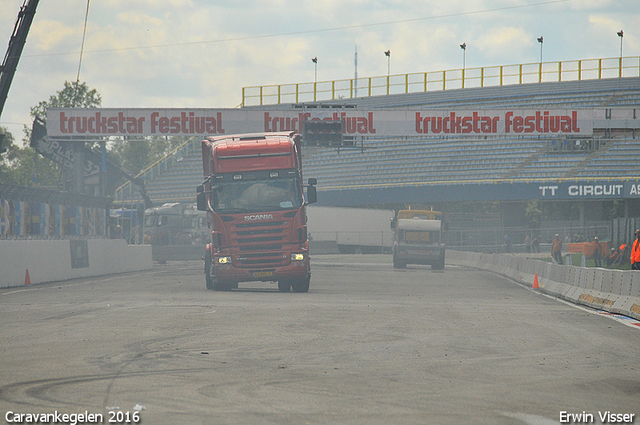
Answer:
xmin=447 ymin=250 xmax=640 ymax=320
xmin=0 ymin=239 xmax=152 ymax=288
xmin=307 ymin=206 xmax=395 ymax=247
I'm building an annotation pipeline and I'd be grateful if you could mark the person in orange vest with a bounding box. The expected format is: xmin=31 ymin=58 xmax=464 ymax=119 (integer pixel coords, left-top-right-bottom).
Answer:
xmin=631 ymin=230 xmax=640 ymax=270
xmin=619 ymin=243 xmax=628 ymax=264
xmin=552 ymin=234 xmax=563 ymax=264
xmin=606 ymin=247 xmax=620 ymax=267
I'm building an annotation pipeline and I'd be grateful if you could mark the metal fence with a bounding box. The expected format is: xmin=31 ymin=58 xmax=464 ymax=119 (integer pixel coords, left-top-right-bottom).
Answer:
xmin=446 ymin=224 xmax=612 ymax=254
xmin=242 ymin=56 xmax=640 ymax=106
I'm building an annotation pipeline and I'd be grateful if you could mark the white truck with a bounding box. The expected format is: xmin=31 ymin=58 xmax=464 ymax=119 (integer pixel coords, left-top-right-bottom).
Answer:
xmin=306 ymin=206 xmax=395 ymax=254
xmin=391 ymin=208 xmax=446 ymax=270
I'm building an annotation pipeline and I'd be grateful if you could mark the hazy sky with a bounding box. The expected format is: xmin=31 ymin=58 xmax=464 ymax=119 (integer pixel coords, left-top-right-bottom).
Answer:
xmin=0 ymin=0 xmax=637 ymax=142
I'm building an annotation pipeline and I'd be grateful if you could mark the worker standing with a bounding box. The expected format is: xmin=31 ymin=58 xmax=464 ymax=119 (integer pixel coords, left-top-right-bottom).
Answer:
xmin=631 ymin=230 xmax=640 ymax=270
xmin=552 ymin=234 xmax=563 ymax=265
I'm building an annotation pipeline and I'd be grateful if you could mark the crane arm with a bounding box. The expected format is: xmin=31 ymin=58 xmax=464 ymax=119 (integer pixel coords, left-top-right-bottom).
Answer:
xmin=0 ymin=0 xmax=39 ymax=119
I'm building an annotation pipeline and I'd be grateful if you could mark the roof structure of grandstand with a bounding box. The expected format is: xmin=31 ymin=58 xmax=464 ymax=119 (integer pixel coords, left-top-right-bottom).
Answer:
xmin=115 ymin=73 xmax=640 ymax=208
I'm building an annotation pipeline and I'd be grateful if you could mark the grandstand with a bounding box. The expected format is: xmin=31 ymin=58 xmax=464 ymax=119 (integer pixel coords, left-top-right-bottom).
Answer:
xmin=117 ymin=76 xmax=640 ymax=207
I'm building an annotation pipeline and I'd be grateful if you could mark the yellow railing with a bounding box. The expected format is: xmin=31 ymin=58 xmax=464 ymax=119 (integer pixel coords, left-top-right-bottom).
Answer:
xmin=242 ymin=56 xmax=640 ymax=106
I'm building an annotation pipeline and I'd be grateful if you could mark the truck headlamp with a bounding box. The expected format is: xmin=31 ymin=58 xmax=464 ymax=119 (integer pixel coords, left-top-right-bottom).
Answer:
xmin=291 ymin=253 xmax=305 ymax=261
xmin=217 ymin=256 xmax=231 ymax=264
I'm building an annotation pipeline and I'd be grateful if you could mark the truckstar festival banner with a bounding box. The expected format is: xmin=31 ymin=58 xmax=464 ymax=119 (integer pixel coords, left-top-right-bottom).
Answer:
xmin=47 ymin=108 xmax=595 ymax=138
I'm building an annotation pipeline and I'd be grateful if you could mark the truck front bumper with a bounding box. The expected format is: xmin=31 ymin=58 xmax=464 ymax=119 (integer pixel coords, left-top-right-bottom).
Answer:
xmin=394 ymin=246 xmax=445 ymax=265
xmin=212 ymin=254 xmax=310 ymax=284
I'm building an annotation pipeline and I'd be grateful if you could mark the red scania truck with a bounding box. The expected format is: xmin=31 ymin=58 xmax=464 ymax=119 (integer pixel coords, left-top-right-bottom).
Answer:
xmin=196 ymin=132 xmax=317 ymax=292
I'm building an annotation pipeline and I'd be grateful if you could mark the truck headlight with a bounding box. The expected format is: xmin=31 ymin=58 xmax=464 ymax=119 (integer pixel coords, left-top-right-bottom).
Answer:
xmin=217 ymin=256 xmax=231 ymax=264
xmin=291 ymin=253 xmax=305 ymax=261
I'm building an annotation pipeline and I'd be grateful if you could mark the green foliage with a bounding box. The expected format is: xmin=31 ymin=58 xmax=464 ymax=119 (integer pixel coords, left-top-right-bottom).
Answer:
xmin=0 ymin=128 xmax=61 ymax=186
xmin=0 ymin=129 xmax=17 ymax=182
xmin=525 ymin=200 xmax=542 ymax=228
xmin=1 ymin=81 xmax=101 ymax=188
xmin=30 ymin=81 xmax=101 ymax=119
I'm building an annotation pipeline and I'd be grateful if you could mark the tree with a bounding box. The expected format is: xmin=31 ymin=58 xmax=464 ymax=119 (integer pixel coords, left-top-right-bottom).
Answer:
xmin=0 ymin=81 xmax=103 ymax=187
xmin=525 ymin=200 xmax=542 ymax=228
xmin=30 ymin=80 xmax=101 ymax=118
xmin=0 ymin=126 xmax=63 ymax=187
xmin=0 ymin=128 xmax=17 ymax=182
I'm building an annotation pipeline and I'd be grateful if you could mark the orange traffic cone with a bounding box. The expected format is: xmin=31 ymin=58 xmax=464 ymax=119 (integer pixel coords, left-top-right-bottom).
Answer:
xmin=24 ymin=269 xmax=31 ymax=286
xmin=532 ymin=273 xmax=539 ymax=290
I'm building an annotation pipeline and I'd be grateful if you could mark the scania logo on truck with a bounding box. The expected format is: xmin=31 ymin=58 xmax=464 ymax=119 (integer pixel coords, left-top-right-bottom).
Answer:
xmin=245 ymin=214 xmax=274 ymax=221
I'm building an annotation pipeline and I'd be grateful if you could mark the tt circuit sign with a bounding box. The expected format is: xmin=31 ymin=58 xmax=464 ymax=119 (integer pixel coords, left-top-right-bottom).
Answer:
xmin=538 ymin=182 xmax=640 ymax=199
xmin=46 ymin=108 xmax=595 ymax=138
xmin=317 ymin=180 xmax=640 ymax=206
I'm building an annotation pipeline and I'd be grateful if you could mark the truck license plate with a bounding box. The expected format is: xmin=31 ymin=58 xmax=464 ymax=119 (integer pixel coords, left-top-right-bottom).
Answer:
xmin=252 ymin=271 xmax=273 ymax=278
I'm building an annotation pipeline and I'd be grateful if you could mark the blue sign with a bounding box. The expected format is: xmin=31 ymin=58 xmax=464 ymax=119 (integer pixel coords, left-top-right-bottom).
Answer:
xmin=317 ymin=180 xmax=640 ymax=207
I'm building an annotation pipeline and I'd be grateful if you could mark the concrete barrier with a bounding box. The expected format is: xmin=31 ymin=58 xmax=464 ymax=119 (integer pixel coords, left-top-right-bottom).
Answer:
xmin=0 ymin=239 xmax=152 ymax=288
xmin=152 ymin=244 xmax=206 ymax=262
xmin=447 ymin=250 xmax=640 ymax=321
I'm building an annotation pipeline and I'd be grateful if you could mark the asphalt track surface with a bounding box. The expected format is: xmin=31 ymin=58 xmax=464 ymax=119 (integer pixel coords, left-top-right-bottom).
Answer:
xmin=1 ymin=255 xmax=639 ymax=425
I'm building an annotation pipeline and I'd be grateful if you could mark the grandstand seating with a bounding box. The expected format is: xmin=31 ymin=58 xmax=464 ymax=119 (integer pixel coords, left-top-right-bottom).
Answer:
xmin=115 ymin=77 xmax=640 ymax=205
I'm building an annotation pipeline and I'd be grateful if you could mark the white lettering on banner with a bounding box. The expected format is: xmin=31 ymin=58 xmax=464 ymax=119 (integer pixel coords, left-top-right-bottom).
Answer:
xmin=46 ymin=108 xmax=596 ymax=137
xmin=568 ymin=184 xmax=623 ymax=196
xmin=539 ymin=186 xmax=558 ymax=196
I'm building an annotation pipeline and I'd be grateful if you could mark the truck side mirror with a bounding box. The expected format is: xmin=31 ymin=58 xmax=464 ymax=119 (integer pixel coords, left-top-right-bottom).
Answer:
xmin=196 ymin=192 xmax=207 ymax=211
xmin=305 ymin=178 xmax=317 ymax=204
xmin=306 ymin=185 xmax=317 ymax=205
xmin=196 ymin=185 xmax=207 ymax=211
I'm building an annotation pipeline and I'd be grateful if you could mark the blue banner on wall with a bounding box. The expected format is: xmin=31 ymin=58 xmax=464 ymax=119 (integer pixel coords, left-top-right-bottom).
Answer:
xmin=317 ymin=180 xmax=640 ymax=207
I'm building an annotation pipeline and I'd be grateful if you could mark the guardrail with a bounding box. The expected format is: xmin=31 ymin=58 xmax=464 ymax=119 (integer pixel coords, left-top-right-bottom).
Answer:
xmin=242 ymin=56 xmax=640 ymax=106
xmin=447 ymin=250 xmax=640 ymax=320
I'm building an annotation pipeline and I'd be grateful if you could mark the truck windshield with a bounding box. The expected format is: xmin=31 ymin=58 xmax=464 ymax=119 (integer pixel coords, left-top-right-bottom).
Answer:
xmin=213 ymin=173 xmax=301 ymax=213
xmin=144 ymin=215 xmax=156 ymax=227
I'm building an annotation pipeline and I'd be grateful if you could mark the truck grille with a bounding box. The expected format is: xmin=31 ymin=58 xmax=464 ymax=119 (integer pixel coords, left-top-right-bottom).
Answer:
xmin=231 ymin=220 xmax=289 ymax=268
xmin=236 ymin=252 xmax=285 ymax=266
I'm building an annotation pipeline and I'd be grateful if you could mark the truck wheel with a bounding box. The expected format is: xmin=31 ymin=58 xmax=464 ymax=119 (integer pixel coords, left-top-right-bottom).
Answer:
xmin=213 ymin=280 xmax=233 ymax=291
xmin=393 ymin=255 xmax=406 ymax=269
xmin=205 ymin=251 xmax=214 ymax=290
xmin=278 ymin=280 xmax=291 ymax=293
xmin=432 ymin=254 xmax=445 ymax=270
xmin=432 ymin=260 xmax=444 ymax=270
xmin=291 ymin=275 xmax=310 ymax=293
